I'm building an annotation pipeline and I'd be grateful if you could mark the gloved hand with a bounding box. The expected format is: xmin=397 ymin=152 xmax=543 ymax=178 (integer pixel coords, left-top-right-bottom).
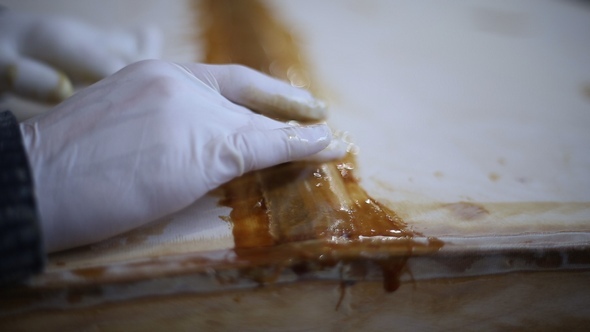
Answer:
xmin=0 ymin=9 xmax=161 ymax=103
xmin=20 ymin=60 xmax=344 ymax=253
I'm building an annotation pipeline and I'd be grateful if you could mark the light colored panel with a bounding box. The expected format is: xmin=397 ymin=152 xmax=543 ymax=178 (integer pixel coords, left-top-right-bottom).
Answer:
xmin=268 ymin=0 xmax=590 ymax=203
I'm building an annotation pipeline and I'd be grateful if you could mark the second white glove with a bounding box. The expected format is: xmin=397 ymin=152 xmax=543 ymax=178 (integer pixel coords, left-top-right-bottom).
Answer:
xmin=0 ymin=9 xmax=161 ymax=103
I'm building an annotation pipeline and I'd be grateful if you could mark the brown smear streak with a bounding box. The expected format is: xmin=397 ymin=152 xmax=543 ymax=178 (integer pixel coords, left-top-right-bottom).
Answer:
xmin=198 ymin=0 xmax=311 ymax=90
xmin=197 ymin=0 xmax=442 ymax=292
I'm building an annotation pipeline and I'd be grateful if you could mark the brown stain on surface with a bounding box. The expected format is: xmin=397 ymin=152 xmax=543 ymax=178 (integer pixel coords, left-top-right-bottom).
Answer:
xmin=582 ymin=83 xmax=590 ymax=102
xmin=488 ymin=172 xmax=500 ymax=182
xmin=199 ymin=0 xmax=442 ymax=292
xmin=219 ymin=172 xmax=275 ymax=248
xmin=444 ymin=202 xmax=489 ymax=221
xmin=72 ymin=266 xmax=107 ymax=279
xmin=5 ymin=271 xmax=590 ymax=330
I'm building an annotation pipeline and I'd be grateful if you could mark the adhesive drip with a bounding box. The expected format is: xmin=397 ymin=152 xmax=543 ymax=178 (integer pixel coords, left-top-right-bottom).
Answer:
xmin=198 ymin=0 xmax=443 ymax=292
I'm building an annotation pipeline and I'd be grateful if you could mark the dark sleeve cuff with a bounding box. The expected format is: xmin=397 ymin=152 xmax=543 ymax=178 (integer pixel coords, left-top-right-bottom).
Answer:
xmin=0 ymin=110 xmax=44 ymax=285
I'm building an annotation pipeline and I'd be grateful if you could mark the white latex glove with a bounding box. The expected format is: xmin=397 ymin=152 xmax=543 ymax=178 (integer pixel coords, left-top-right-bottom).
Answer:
xmin=19 ymin=60 xmax=343 ymax=253
xmin=0 ymin=9 xmax=161 ymax=103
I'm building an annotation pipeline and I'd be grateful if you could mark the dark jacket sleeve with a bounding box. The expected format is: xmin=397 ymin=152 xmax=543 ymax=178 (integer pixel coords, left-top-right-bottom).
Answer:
xmin=0 ymin=110 xmax=44 ymax=285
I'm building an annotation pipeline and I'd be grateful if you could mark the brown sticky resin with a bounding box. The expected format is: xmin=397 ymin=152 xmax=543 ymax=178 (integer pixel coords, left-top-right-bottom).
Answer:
xmin=219 ymin=156 xmax=443 ymax=291
xmin=198 ymin=0 xmax=443 ymax=291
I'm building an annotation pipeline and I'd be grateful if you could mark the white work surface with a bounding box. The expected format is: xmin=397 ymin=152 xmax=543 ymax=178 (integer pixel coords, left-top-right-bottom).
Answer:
xmin=265 ymin=0 xmax=590 ymax=204
xmin=1 ymin=0 xmax=590 ymax=259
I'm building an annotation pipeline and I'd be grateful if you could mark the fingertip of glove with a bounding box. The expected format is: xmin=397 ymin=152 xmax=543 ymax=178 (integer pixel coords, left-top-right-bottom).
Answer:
xmin=286 ymin=123 xmax=332 ymax=150
xmin=6 ymin=62 xmax=73 ymax=103
xmin=302 ymin=129 xmax=357 ymax=162
xmin=47 ymin=72 xmax=73 ymax=103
